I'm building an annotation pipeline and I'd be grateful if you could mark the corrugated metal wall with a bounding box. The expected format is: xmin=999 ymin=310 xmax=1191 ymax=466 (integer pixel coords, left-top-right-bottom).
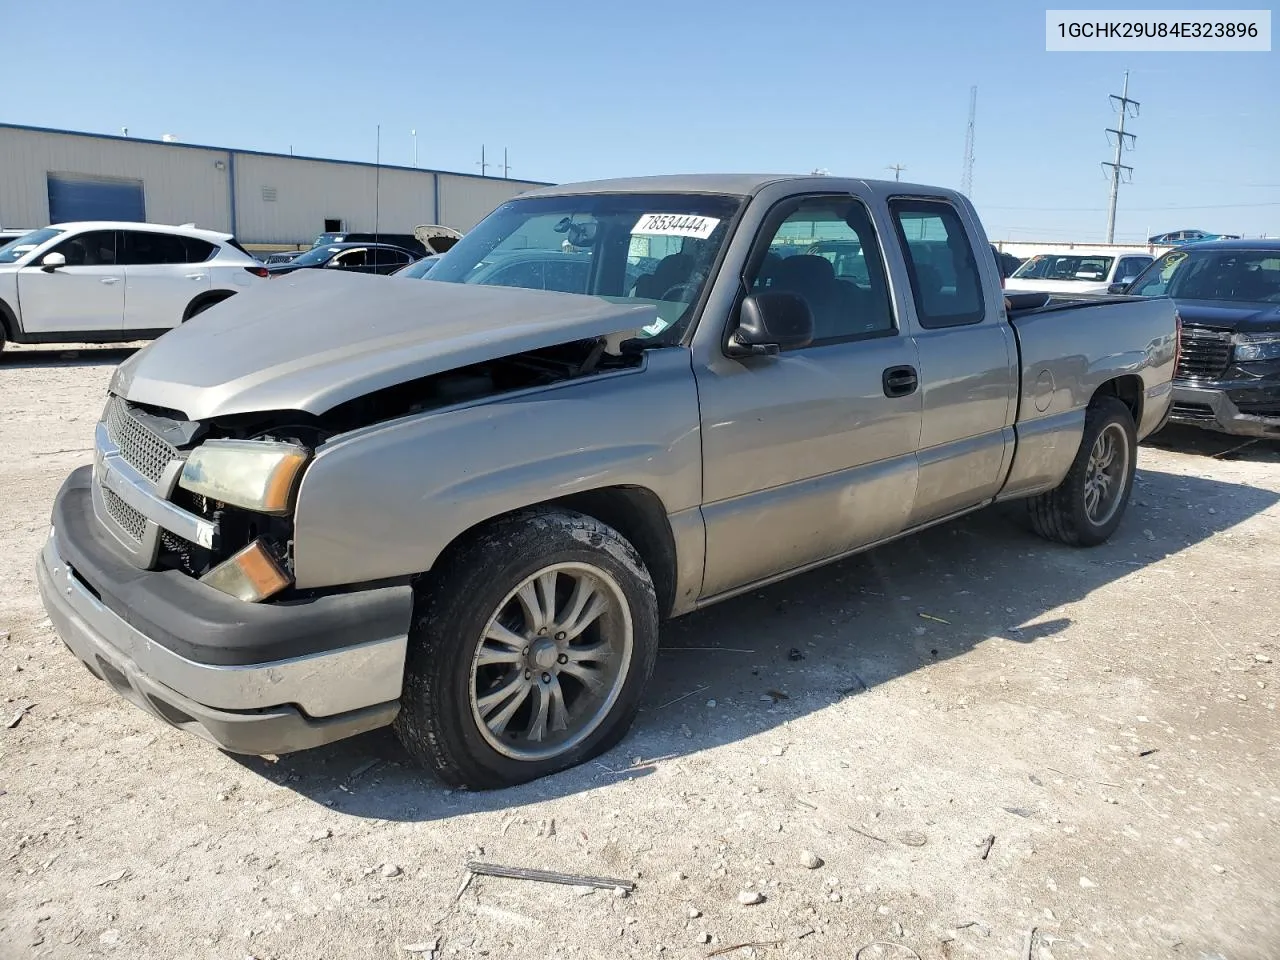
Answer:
xmin=0 ymin=125 xmax=548 ymax=244
xmin=0 ymin=127 xmax=230 ymax=231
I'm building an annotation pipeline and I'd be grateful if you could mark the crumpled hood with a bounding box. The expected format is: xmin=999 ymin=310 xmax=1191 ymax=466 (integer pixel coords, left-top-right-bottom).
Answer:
xmin=112 ymin=270 xmax=656 ymax=421
xmin=1173 ymin=299 xmax=1280 ymax=333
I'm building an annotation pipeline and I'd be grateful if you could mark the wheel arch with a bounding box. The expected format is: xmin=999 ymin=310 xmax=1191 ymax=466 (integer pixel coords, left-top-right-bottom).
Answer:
xmin=0 ymin=297 xmax=17 ymax=340
xmin=182 ymin=289 xmax=237 ymax=321
xmin=1091 ymin=374 xmax=1143 ymax=427
xmin=424 ymin=485 xmax=681 ymax=619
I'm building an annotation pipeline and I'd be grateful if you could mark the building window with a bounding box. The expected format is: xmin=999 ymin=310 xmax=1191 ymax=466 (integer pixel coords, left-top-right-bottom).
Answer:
xmin=47 ymin=174 xmax=144 ymax=224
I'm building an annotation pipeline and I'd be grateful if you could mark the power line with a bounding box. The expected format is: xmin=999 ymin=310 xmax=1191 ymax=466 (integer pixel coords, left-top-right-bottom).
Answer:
xmin=980 ymin=200 xmax=1280 ymax=212
xmin=1102 ymin=70 xmax=1139 ymax=242
xmin=960 ymin=85 xmax=977 ymax=197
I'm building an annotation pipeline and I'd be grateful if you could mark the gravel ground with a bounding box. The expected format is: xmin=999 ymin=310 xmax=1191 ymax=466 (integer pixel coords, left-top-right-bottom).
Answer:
xmin=2 ymin=343 xmax=1279 ymax=960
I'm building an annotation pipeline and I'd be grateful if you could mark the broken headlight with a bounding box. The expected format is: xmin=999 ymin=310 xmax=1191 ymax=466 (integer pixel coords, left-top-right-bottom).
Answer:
xmin=178 ymin=439 xmax=309 ymax=516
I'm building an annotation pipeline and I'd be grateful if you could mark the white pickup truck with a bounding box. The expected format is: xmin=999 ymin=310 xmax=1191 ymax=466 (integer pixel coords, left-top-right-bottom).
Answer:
xmin=1004 ymin=247 xmax=1159 ymax=296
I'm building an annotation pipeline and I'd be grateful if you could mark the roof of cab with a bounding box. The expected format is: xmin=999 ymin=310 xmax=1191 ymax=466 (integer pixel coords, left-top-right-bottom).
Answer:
xmin=520 ymin=173 xmax=960 ymax=199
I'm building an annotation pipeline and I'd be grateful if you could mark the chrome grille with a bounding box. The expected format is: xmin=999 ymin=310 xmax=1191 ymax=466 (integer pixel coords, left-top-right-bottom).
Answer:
xmin=102 ymin=486 xmax=147 ymax=543
xmin=1176 ymin=326 xmax=1232 ymax=381
xmin=103 ymin=396 xmax=177 ymax=484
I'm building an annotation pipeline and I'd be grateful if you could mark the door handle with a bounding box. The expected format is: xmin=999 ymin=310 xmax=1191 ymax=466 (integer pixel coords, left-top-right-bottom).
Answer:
xmin=185 ymin=273 xmax=207 ymax=280
xmin=882 ymin=365 xmax=919 ymax=398
xmin=99 ymin=277 xmax=121 ymax=284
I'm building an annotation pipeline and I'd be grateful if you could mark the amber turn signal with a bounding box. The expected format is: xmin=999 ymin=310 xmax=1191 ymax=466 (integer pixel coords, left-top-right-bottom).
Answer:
xmin=200 ymin=539 xmax=292 ymax=603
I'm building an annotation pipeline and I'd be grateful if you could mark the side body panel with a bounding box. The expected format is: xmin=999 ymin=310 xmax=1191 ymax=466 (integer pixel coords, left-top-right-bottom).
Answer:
xmin=998 ymin=297 xmax=1177 ymax=499
xmin=292 ymin=348 xmax=706 ymax=610
xmin=17 ymin=262 xmax=124 ymax=333
xmin=123 ymin=263 xmax=211 ymax=329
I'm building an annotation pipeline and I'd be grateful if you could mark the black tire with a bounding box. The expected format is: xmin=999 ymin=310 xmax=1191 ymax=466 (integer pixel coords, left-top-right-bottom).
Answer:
xmin=394 ymin=508 xmax=660 ymax=790
xmin=1027 ymin=396 xmax=1137 ymax=547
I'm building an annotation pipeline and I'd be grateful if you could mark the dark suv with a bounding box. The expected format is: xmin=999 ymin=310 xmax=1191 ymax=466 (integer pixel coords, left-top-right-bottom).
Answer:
xmin=1121 ymin=240 xmax=1280 ymax=437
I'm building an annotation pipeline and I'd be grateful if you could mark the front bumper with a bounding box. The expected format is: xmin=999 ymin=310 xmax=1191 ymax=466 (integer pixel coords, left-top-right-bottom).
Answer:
xmin=36 ymin=468 xmax=414 ymax=755
xmin=1170 ymin=383 xmax=1280 ymax=438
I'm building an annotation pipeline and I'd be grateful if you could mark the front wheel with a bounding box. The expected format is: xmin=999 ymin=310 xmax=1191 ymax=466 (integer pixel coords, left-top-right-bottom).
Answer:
xmin=1027 ymin=396 xmax=1137 ymax=547
xmin=394 ymin=508 xmax=660 ymax=789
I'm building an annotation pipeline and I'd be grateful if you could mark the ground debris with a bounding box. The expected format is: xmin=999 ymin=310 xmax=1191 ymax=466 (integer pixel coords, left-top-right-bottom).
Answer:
xmin=799 ymin=849 xmax=824 ymax=869
xmin=899 ymin=831 xmax=927 ymax=847
xmin=94 ymin=868 xmax=130 ymax=887
xmin=6 ymin=703 xmax=35 ymax=729
xmin=380 ymin=863 xmax=403 ymax=878
xmin=709 ymin=940 xmax=781 ymax=957
xmin=400 ymin=938 xmax=439 ymax=954
xmin=466 ymin=860 xmax=635 ymax=891
xmin=736 ymin=889 xmax=765 ymax=905
xmin=978 ymin=835 xmax=996 ymax=860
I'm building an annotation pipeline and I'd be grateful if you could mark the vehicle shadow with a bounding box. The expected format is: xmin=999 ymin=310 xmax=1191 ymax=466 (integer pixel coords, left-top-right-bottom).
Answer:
xmin=1145 ymin=424 xmax=1280 ymax=464
xmin=228 ymin=464 xmax=1277 ymax=821
xmin=0 ymin=346 xmax=139 ymax=369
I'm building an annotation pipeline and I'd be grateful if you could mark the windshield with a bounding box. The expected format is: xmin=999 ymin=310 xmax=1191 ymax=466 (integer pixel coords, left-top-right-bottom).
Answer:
xmin=1130 ymin=248 xmax=1280 ymax=303
xmin=0 ymin=227 xmax=65 ymax=264
xmin=426 ymin=192 xmax=743 ymax=342
xmin=288 ymin=245 xmax=343 ymax=267
xmin=1011 ymin=253 xmax=1115 ymax=282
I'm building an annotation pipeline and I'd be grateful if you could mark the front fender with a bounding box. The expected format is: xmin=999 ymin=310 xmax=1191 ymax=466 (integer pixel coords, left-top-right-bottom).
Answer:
xmin=291 ymin=348 xmax=703 ymax=589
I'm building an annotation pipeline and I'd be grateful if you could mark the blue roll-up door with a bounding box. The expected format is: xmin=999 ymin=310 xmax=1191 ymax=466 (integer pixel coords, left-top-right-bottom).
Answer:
xmin=47 ymin=174 xmax=145 ymax=224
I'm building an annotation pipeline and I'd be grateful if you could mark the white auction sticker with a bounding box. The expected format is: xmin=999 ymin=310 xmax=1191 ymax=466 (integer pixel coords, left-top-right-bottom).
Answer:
xmin=631 ymin=213 xmax=720 ymax=240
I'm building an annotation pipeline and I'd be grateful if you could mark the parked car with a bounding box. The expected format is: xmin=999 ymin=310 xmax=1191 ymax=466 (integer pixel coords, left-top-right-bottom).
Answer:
xmin=1116 ymin=239 xmax=1280 ymax=437
xmin=1003 ymin=248 xmax=1154 ymax=296
xmin=36 ymin=174 xmax=1177 ymax=789
xmin=392 ymin=254 xmax=442 ymax=279
xmin=266 ymin=242 xmax=418 ymax=277
xmin=311 ymin=231 xmax=428 ymax=257
xmin=1148 ymin=229 xmax=1240 ymax=245
xmin=0 ymin=227 xmax=38 ymax=249
xmin=263 ymin=250 xmax=306 ymax=265
xmin=0 ymin=222 xmax=267 ymax=352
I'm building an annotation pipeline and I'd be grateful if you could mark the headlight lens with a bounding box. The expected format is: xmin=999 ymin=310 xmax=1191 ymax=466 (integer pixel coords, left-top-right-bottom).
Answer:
xmin=1232 ymin=333 xmax=1280 ymax=362
xmin=179 ymin=439 xmax=309 ymax=515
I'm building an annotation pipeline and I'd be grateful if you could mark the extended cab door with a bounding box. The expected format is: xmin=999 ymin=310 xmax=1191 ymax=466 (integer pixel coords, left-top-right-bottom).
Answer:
xmin=120 ymin=230 xmax=215 ymax=330
xmin=886 ymin=198 xmax=1018 ymax=527
xmin=694 ymin=193 xmax=924 ymax=599
xmin=16 ymin=229 xmax=124 ymax=334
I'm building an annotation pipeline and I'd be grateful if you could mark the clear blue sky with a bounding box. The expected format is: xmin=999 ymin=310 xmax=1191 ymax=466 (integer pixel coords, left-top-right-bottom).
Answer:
xmin=4 ymin=0 xmax=1277 ymax=242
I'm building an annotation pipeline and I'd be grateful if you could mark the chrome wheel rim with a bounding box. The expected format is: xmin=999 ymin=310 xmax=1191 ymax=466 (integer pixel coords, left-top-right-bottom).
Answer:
xmin=469 ymin=562 xmax=633 ymax=762
xmin=1083 ymin=423 xmax=1129 ymax=526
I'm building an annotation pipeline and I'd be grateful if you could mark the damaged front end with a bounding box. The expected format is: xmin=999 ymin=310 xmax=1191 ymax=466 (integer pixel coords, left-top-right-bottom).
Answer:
xmin=95 ymin=335 xmax=643 ymax=601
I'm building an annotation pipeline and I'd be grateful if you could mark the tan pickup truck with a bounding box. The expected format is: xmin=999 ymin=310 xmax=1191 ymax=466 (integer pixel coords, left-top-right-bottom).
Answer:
xmin=38 ymin=174 xmax=1178 ymax=789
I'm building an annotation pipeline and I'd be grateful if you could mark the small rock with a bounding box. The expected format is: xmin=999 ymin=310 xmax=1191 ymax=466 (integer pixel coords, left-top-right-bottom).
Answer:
xmin=380 ymin=863 xmax=402 ymax=878
xmin=1213 ymin=864 xmax=1227 ymax=875
xmin=100 ymin=929 xmax=120 ymax=945
xmin=572 ymin=886 xmax=595 ymax=897
xmin=788 ymin=648 xmax=805 ymax=661
xmin=1044 ymin=908 xmax=1057 ymax=921
xmin=913 ymin=626 xmax=927 ymax=636
xmin=876 ymin=906 xmax=890 ymax=916
xmin=697 ymin=933 xmax=712 ymax=944
xmin=309 ymin=829 xmax=332 ymax=842
xmin=216 ymin=793 xmax=230 ymax=802
xmin=737 ymin=890 xmax=765 ymax=905
xmin=828 ymin=892 xmax=843 ymax=903
xmin=1237 ymin=694 xmax=1249 ymax=702
xmin=891 ymin=921 xmax=904 ymax=937
xmin=1256 ymin=654 xmax=1273 ymax=663
xmin=799 ymin=850 xmax=824 ymax=869
xmin=899 ymin=831 xmax=928 ymax=847
xmin=706 ymin=700 xmax=717 ymax=708
xmin=1079 ymin=877 xmax=1096 ymax=888
xmin=1143 ymin=529 xmax=1156 ymax=541
xmin=1208 ymin=507 xmax=1217 ymax=515
xmin=673 ymin=871 xmax=688 ymax=881
xmin=686 ymin=907 xmax=702 ymax=919
xmin=613 ymin=886 xmax=629 ymax=899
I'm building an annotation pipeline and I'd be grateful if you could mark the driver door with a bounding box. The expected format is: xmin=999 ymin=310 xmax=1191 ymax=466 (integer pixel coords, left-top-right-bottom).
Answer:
xmin=17 ymin=229 xmax=124 ymax=334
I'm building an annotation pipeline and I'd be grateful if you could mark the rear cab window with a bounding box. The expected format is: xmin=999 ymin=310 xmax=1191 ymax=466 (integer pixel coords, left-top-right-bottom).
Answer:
xmin=889 ymin=199 xmax=986 ymax=328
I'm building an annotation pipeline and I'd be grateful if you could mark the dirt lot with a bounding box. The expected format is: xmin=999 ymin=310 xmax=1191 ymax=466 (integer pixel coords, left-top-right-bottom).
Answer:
xmin=2 ymin=343 xmax=1279 ymax=960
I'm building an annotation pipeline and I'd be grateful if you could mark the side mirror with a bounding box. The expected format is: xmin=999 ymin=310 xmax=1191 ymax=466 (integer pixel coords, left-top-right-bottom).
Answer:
xmin=1107 ymin=282 xmax=1129 ymax=295
xmin=40 ymin=252 xmax=67 ymax=272
xmin=728 ymin=292 xmax=814 ymax=357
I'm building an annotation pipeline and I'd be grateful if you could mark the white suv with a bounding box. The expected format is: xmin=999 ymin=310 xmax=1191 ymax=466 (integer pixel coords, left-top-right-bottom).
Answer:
xmin=0 ymin=222 xmax=268 ymax=352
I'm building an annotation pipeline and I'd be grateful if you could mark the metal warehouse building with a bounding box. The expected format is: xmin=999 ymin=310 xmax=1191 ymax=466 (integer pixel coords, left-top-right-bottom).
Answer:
xmin=0 ymin=124 xmax=551 ymax=248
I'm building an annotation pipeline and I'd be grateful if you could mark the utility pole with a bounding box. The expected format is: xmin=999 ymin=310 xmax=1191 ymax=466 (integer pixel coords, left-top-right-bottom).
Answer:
xmin=501 ymin=148 xmax=510 ymax=178
xmin=886 ymin=164 xmax=906 ymax=182
xmin=960 ymin=85 xmax=977 ymax=197
xmin=411 ymin=129 xmax=418 ymax=168
xmin=477 ymin=145 xmax=489 ymax=177
xmin=1102 ymin=70 xmax=1139 ymax=243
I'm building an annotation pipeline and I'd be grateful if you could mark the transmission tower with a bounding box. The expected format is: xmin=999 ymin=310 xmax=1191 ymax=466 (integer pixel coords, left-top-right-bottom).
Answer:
xmin=960 ymin=86 xmax=977 ymax=197
xmin=886 ymin=164 xmax=907 ymax=182
xmin=1102 ymin=70 xmax=1139 ymax=243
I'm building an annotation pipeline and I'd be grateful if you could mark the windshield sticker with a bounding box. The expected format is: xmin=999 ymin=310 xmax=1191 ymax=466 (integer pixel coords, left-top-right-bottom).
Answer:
xmin=631 ymin=214 xmax=720 ymax=240
xmin=640 ymin=316 xmax=671 ymax=337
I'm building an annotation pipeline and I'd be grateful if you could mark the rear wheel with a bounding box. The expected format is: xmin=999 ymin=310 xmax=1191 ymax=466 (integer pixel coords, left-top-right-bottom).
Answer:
xmin=394 ymin=508 xmax=660 ymax=789
xmin=1027 ymin=396 xmax=1137 ymax=546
